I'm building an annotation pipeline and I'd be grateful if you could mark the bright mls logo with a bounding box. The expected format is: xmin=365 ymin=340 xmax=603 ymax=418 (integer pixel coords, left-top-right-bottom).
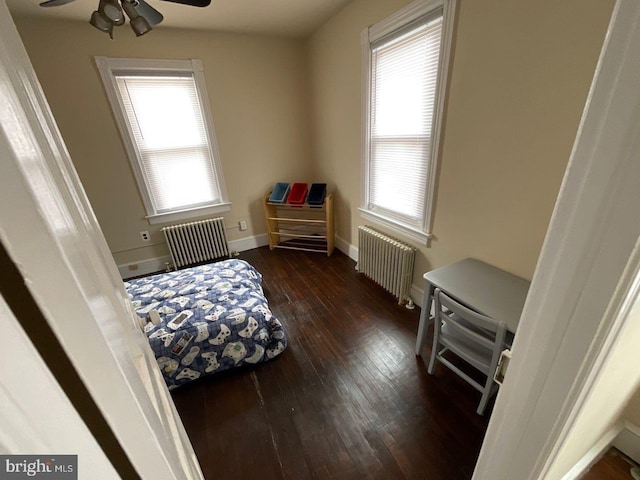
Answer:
xmin=0 ymin=456 xmax=77 ymax=479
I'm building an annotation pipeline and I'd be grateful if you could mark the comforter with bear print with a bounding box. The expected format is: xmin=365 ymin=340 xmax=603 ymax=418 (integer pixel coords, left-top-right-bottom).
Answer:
xmin=124 ymin=259 xmax=287 ymax=389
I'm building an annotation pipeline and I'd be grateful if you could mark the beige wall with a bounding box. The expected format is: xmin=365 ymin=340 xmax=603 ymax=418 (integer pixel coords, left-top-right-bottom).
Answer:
xmin=308 ymin=0 xmax=614 ymax=281
xmin=12 ymin=0 xmax=614 ymax=283
xmin=12 ymin=16 xmax=313 ymax=266
xmin=546 ymin=305 xmax=640 ymax=479
xmin=625 ymin=388 xmax=640 ymax=426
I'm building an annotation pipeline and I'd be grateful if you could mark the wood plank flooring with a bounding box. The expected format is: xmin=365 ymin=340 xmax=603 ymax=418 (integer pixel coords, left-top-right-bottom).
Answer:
xmin=584 ymin=448 xmax=639 ymax=480
xmin=171 ymin=247 xmax=489 ymax=479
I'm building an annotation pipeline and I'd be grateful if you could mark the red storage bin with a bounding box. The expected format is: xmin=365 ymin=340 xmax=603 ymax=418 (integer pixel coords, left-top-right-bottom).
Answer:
xmin=287 ymin=183 xmax=308 ymax=205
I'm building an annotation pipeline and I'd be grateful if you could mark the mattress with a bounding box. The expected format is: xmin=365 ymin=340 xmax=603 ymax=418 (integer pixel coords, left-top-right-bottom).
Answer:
xmin=124 ymin=259 xmax=287 ymax=389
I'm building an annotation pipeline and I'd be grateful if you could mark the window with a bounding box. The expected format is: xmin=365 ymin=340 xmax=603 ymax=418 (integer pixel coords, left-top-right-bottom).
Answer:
xmin=96 ymin=57 xmax=229 ymax=225
xmin=361 ymin=0 xmax=455 ymax=244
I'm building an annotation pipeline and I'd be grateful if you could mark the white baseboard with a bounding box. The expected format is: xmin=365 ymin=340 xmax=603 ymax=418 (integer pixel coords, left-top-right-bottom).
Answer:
xmin=336 ymin=235 xmax=424 ymax=308
xmin=336 ymin=235 xmax=358 ymax=261
xmin=411 ymin=283 xmax=425 ymax=310
xmin=118 ymin=255 xmax=172 ymax=280
xmin=613 ymin=421 xmax=640 ymax=463
xmin=228 ymin=233 xmax=269 ymax=253
xmin=561 ymin=422 xmax=623 ymax=480
xmin=117 ymin=234 xmax=270 ymax=279
xmin=119 ymin=234 xmax=427 ymax=307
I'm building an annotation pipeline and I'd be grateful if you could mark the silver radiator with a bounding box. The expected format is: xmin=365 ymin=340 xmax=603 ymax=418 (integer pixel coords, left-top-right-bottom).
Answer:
xmin=357 ymin=226 xmax=416 ymax=306
xmin=161 ymin=217 xmax=230 ymax=269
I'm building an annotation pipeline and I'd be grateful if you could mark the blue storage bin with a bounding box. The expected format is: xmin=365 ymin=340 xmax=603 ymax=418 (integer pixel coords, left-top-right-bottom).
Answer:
xmin=307 ymin=183 xmax=327 ymax=205
xmin=269 ymin=183 xmax=290 ymax=203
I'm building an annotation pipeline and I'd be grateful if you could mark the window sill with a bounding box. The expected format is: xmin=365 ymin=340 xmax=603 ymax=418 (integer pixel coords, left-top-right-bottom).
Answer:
xmin=359 ymin=208 xmax=432 ymax=246
xmin=146 ymin=203 xmax=231 ymax=225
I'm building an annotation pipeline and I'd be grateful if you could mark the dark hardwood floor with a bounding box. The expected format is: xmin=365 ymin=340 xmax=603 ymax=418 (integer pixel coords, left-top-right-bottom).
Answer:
xmin=171 ymin=247 xmax=489 ymax=480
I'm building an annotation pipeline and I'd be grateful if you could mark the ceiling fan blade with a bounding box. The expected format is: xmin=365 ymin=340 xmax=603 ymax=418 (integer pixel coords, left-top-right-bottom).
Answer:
xmin=159 ymin=0 xmax=211 ymax=7
xmin=132 ymin=0 xmax=164 ymax=26
xmin=39 ymin=0 xmax=78 ymax=6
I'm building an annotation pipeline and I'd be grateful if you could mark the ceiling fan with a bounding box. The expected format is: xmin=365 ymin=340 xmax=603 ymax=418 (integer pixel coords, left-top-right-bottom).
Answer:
xmin=39 ymin=0 xmax=211 ymax=38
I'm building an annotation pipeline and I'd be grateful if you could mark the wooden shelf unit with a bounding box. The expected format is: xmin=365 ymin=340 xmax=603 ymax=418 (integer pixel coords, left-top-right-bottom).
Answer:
xmin=263 ymin=192 xmax=335 ymax=256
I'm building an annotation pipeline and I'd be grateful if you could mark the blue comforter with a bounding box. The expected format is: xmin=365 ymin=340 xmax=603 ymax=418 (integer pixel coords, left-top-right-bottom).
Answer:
xmin=124 ymin=259 xmax=287 ymax=389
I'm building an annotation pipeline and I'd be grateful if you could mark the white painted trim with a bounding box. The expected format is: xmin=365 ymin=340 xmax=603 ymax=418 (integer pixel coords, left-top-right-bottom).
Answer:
xmin=359 ymin=0 xmax=456 ymax=244
xmin=539 ymin=243 xmax=640 ymax=479
xmin=472 ymin=1 xmax=640 ymax=478
xmin=426 ymin=0 xmax=456 ymax=237
xmin=360 ymin=27 xmax=372 ymax=215
xmin=335 ymin=235 xmax=358 ymax=261
xmin=359 ymin=209 xmax=432 ymax=245
xmin=146 ymin=202 xmax=231 ymax=225
xmin=0 ymin=6 xmax=203 ymax=478
xmin=410 ymin=283 xmax=425 ymax=310
xmin=119 ymin=255 xmax=172 ymax=279
xmin=368 ymin=0 xmax=447 ymax=41
xmin=94 ymin=57 xmax=203 ymax=72
xmin=0 ymin=294 xmax=118 ymax=477
xmin=94 ymin=56 xmax=230 ymax=223
xmin=560 ymin=423 xmax=623 ymax=480
xmin=228 ymin=233 xmax=269 ymax=253
xmin=613 ymin=422 xmax=640 ymax=464
xmin=191 ymin=58 xmax=229 ymax=209
xmin=116 ymin=234 xmax=269 ymax=279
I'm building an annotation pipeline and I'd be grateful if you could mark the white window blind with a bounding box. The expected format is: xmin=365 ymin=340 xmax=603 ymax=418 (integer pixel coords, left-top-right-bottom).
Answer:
xmin=115 ymin=73 xmax=221 ymax=214
xmin=369 ymin=12 xmax=443 ymax=227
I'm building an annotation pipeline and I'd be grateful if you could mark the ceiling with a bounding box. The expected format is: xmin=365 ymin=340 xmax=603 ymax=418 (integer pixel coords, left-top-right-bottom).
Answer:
xmin=5 ymin=0 xmax=353 ymax=38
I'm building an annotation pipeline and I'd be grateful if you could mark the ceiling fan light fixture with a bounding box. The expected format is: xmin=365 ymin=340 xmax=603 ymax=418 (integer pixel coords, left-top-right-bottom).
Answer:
xmin=129 ymin=0 xmax=164 ymax=26
xmin=89 ymin=10 xmax=114 ymax=39
xmin=130 ymin=15 xmax=153 ymax=36
xmin=121 ymin=1 xmax=153 ymax=36
xmin=98 ymin=0 xmax=125 ymax=26
xmin=45 ymin=0 xmax=208 ymax=38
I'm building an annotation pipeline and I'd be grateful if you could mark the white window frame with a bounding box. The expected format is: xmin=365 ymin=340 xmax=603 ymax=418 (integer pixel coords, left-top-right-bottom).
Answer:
xmin=360 ymin=0 xmax=456 ymax=245
xmin=95 ymin=57 xmax=230 ymax=225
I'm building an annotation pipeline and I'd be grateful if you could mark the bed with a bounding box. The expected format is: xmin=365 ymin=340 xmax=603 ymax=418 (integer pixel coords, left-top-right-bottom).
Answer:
xmin=124 ymin=259 xmax=287 ymax=389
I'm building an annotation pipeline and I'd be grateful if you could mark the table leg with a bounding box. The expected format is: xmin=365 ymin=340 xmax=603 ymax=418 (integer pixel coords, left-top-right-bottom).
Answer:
xmin=415 ymin=283 xmax=435 ymax=356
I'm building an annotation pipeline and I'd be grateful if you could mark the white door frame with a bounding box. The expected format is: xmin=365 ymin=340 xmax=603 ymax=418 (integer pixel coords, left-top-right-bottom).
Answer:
xmin=0 ymin=293 xmax=118 ymax=479
xmin=0 ymin=1 xmax=203 ymax=478
xmin=473 ymin=0 xmax=640 ymax=478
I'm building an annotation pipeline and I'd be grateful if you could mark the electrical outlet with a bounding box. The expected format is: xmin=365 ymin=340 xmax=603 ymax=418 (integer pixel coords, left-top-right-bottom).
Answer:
xmin=239 ymin=220 xmax=248 ymax=231
xmin=140 ymin=231 xmax=150 ymax=242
